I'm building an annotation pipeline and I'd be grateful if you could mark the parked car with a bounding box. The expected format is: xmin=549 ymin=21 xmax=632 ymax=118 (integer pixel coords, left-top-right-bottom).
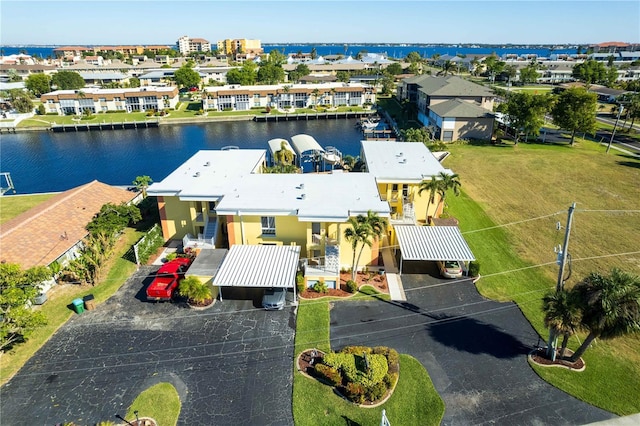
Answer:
xmin=146 ymin=257 xmax=192 ymax=302
xmin=437 ymin=260 xmax=463 ymax=279
xmin=262 ymin=287 xmax=286 ymax=310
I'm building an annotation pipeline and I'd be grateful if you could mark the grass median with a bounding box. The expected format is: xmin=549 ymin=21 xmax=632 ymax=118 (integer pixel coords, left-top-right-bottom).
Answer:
xmin=444 ymin=140 xmax=640 ymax=415
xmin=292 ymin=300 xmax=444 ymax=425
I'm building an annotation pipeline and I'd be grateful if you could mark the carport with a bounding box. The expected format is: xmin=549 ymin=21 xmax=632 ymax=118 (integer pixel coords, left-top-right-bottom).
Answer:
xmin=394 ymin=225 xmax=475 ymax=274
xmin=212 ymin=245 xmax=301 ymax=300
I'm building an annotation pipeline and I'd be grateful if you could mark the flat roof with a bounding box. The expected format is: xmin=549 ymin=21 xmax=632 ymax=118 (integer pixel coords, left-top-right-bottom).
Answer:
xmin=395 ymin=225 xmax=475 ymax=261
xmin=212 ymin=245 xmax=300 ymax=288
xmin=147 ymin=149 xmax=266 ymax=199
xmin=361 ymin=140 xmax=452 ymax=184
xmin=215 ymin=172 xmax=389 ymax=221
xmin=187 ymin=248 xmax=228 ymax=277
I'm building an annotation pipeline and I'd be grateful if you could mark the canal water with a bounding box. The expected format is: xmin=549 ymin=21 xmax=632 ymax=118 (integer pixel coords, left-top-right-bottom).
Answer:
xmin=1 ymin=119 xmax=365 ymax=194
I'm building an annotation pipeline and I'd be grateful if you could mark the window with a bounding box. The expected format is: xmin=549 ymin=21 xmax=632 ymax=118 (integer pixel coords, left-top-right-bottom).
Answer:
xmin=312 ymin=222 xmax=321 ymax=235
xmin=443 ymin=131 xmax=454 ymax=142
xmin=261 ymin=216 xmax=276 ymax=235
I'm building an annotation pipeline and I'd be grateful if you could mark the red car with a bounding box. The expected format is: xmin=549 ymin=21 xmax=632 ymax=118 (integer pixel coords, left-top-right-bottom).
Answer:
xmin=146 ymin=257 xmax=192 ymax=302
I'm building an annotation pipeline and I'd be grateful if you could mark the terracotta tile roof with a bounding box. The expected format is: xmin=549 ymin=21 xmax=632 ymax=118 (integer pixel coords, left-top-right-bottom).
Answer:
xmin=0 ymin=181 xmax=137 ymax=269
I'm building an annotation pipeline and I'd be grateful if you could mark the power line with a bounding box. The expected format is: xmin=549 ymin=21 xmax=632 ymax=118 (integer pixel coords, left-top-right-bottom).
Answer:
xmin=461 ymin=211 xmax=565 ymax=234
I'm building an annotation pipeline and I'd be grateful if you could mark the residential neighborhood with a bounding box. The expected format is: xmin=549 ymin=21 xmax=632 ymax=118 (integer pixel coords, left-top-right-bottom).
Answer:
xmin=1 ymin=2 xmax=640 ymax=425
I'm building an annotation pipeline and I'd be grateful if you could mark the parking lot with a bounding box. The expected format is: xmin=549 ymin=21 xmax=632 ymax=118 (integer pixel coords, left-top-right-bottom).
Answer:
xmin=0 ymin=266 xmax=296 ymax=425
xmin=329 ymin=267 xmax=615 ymax=425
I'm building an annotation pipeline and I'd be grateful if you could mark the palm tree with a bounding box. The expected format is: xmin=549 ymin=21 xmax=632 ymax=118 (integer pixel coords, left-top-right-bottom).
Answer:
xmin=543 ymin=289 xmax=583 ymax=360
xmin=179 ymin=276 xmax=213 ymax=305
xmin=343 ymin=210 xmax=387 ymax=281
xmin=132 ymin=175 xmax=152 ymax=198
xmin=568 ymin=269 xmax=640 ymax=362
xmin=311 ymin=88 xmax=320 ymax=109
xmin=274 ymin=141 xmax=294 ymax=168
xmin=418 ymin=177 xmax=440 ymax=222
xmin=436 ymin=171 xmax=461 ymax=214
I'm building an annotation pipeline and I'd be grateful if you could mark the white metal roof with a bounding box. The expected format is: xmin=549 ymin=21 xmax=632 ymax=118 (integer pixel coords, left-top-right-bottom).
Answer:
xmin=212 ymin=245 xmax=301 ymax=288
xmin=215 ymin=172 xmax=390 ymax=221
xmin=360 ymin=141 xmax=453 ymax=184
xmin=147 ymin=149 xmax=266 ymax=199
xmin=291 ymin=134 xmax=324 ymax=155
xmin=395 ymin=225 xmax=475 ymax=261
xmin=267 ymin=138 xmax=296 ymax=158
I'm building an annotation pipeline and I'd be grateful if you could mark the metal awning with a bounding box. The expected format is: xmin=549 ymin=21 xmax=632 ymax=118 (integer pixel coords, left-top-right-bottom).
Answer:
xmin=395 ymin=225 xmax=475 ymax=271
xmin=291 ymin=133 xmax=324 ymax=155
xmin=212 ymin=245 xmax=301 ymax=290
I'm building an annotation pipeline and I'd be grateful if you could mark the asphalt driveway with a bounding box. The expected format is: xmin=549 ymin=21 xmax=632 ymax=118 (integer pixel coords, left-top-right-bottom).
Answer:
xmin=0 ymin=266 xmax=296 ymax=426
xmin=330 ymin=264 xmax=615 ymax=425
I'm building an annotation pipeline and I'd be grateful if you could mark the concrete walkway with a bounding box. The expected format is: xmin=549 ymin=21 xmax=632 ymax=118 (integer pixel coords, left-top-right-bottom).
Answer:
xmin=381 ymin=241 xmax=406 ymax=301
xmin=386 ymin=273 xmax=406 ymax=301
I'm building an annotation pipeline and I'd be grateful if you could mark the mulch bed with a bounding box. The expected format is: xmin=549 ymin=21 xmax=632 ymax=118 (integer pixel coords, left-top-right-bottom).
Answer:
xmin=298 ymin=349 xmax=325 ymax=375
xmin=300 ymin=272 xmax=389 ymax=299
xmin=529 ymin=348 xmax=585 ymax=371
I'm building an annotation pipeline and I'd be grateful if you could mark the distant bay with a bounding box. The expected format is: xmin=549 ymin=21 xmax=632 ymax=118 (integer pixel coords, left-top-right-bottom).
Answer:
xmin=1 ymin=119 xmax=365 ymax=194
xmin=0 ymin=44 xmax=578 ymax=59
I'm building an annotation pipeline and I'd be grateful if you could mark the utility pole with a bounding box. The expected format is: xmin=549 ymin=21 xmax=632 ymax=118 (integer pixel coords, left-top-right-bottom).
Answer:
xmin=546 ymin=202 xmax=577 ymax=361
xmin=606 ymin=105 xmax=624 ymax=154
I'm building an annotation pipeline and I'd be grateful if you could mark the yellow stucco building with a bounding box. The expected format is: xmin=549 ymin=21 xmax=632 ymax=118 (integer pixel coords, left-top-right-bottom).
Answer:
xmin=148 ymin=139 xmax=454 ymax=289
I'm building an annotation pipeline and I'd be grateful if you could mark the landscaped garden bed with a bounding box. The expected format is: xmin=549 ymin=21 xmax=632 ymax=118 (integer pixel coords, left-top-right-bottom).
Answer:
xmin=299 ymin=272 xmax=389 ymax=299
xmin=299 ymin=345 xmax=400 ymax=406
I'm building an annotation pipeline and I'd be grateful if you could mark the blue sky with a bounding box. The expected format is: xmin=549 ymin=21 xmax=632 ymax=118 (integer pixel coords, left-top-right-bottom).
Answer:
xmin=1 ymin=0 xmax=638 ymax=45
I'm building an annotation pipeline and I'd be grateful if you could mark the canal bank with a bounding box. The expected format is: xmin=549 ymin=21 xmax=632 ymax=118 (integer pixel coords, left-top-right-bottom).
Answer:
xmin=1 ymin=118 xmax=367 ymax=194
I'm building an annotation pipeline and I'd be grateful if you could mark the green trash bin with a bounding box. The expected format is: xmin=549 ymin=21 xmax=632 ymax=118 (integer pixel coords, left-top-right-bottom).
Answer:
xmin=72 ymin=298 xmax=85 ymax=314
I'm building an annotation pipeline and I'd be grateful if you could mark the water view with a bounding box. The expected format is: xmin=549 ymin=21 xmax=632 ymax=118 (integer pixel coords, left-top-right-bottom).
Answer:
xmin=1 ymin=119 xmax=364 ymax=194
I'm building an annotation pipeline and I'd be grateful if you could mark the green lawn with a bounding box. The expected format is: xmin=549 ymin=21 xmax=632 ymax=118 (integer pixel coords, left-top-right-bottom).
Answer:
xmin=0 ymin=227 xmax=143 ymax=385
xmin=444 ymin=141 xmax=640 ymax=415
xmin=126 ymin=382 xmax=181 ymax=426
xmin=293 ymin=300 xmax=444 ymax=425
xmin=0 ymin=193 xmax=57 ymax=224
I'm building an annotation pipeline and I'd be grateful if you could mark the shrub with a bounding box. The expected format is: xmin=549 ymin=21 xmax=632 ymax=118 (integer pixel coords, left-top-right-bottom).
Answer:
xmin=296 ymin=273 xmax=305 ymax=294
xmin=383 ymin=371 xmax=398 ymax=389
xmin=313 ymin=280 xmax=328 ymax=293
xmin=165 ymin=252 xmax=177 ymax=261
xmin=314 ymin=364 xmax=341 ymax=387
xmin=341 ymin=346 xmax=372 ymax=355
xmin=345 ymin=382 xmax=366 ymax=404
xmin=37 ymin=104 xmax=46 ymax=115
xmin=365 ymin=381 xmax=387 ymax=401
xmin=346 ymin=280 xmax=358 ymax=293
xmin=468 ymin=261 xmax=480 ymax=277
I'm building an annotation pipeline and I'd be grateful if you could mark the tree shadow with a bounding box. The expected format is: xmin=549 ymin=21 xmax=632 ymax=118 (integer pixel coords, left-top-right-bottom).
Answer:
xmin=427 ymin=313 xmax=531 ymax=358
xmin=341 ymin=415 xmax=362 ymax=426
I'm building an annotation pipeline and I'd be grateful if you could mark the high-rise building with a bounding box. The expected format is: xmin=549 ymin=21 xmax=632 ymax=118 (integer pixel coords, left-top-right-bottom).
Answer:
xmin=177 ymin=36 xmax=212 ymax=55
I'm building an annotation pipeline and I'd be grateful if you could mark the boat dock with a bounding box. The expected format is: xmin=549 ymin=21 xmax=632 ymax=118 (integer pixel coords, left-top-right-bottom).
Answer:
xmin=254 ymin=111 xmax=373 ymax=122
xmin=50 ymin=120 xmax=159 ymax=132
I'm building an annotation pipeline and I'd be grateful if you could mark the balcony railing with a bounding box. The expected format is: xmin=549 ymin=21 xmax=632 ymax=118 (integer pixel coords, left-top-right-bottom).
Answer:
xmin=182 ymin=233 xmax=215 ymax=249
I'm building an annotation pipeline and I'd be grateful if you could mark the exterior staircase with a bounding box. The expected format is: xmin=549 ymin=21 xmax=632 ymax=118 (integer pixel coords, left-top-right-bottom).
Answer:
xmin=204 ymin=217 xmax=217 ymax=240
xmin=403 ymin=202 xmax=416 ymax=223
xmin=324 ymin=244 xmax=340 ymax=274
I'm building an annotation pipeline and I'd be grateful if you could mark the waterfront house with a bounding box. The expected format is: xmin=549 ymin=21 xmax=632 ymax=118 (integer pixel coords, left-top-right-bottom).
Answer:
xmin=397 ymin=75 xmax=495 ymax=141
xmin=0 ymin=181 xmax=140 ymax=271
xmin=41 ymin=86 xmax=179 ymax=115
xmin=201 ymin=82 xmax=376 ymax=111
